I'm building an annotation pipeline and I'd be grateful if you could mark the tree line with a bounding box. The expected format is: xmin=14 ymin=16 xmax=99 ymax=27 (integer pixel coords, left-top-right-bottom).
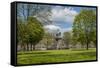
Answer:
xmin=17 ymin=3 xmax=52 ymax=51
xmin=17 ymin=4 xmax=96 ymax=51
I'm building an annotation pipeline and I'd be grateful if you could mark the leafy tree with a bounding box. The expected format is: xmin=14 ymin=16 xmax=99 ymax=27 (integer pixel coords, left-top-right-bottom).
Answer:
xmin=17 ymin=21 xmax=28 ymax=51
xmin=17 ymin=17 xmax=44 ymax=51
xmin=43 ymin=32 xmax=54 ymax=49
xmin=72 ymin=9 xmax=96 ymax=50
xmin=63 ymin=32 xmax=71 ymax=49
xmin=27 ymin=17 xmax=44 ymax=50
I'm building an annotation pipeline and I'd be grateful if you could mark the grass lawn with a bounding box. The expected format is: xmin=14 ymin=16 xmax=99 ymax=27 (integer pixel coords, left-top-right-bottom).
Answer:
xmin=17 ymin=48 xmax=96 ymax=65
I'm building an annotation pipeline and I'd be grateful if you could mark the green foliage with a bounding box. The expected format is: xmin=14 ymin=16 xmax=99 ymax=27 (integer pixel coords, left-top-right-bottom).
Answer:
xmin=43 ymin=32 xmax=54 ymax=46
xmin=17 ymin=20 xmax=28 ymax=44
xmin=17 ymin=17 xmax=44 ymax=50
xmin=27 ymin=17 xmax=44 ymax=45
xmin=63 ymin=32 xmax=71 ymax=47
xmin=72 ymin=9 xmax=96 ymax=49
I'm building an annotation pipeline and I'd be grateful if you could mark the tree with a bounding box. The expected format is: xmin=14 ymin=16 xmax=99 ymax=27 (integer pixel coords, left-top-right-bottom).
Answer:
xmin=43 ymin=32 xmax=54 ymax=49
xmin=17 ymin=20 xmax=29 ymax=51
xmin=27 ymin=17 xmax=44 ymax=50
xmin=17 ymin=17 xmax=44 ymax=51
xmin=63 ymin=32 xmax=71 ymax=49
xmin=17 ymin=3 xmax=52 ymax=24
xmin=72 ymin=9 xmax=96 ymax=50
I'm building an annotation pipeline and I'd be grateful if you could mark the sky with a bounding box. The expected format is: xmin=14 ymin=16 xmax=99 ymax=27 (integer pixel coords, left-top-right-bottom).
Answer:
xmin=45 ymin=5 xmax=96 ymax=34
xmin=46 ymin=6 xmax=80 ymax=34
xmin=17 ymin=3 xmax=96 ymax=36
xmin=17 ymin=3 xmax=81 ymax=34
xmin=42 ymin=5 xmax=83 ymax=37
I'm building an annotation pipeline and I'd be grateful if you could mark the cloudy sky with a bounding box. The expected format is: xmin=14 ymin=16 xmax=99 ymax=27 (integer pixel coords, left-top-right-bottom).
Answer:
xmin=17 ymin=3 xmax=96 ymax=35
xmin=49 ymin=6 xmax=96 ymax=34
xmin=48 ymin=6 xmax=81 ymax=33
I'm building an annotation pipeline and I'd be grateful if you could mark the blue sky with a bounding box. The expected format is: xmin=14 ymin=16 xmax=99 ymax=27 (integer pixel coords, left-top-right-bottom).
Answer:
xmin=49 ymin=6 xmax=96 ymax=34
xmin=50 ymin=6 xmax=80 ymax=33
xmin=17 ymin=3 xmax=96 ymax=35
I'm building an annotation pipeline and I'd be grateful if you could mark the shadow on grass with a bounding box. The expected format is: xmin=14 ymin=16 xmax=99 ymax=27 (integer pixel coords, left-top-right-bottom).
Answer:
xmin=18 ymin=51 xmax=96 ymax=58
xmin=18 ymin=51 xmax=51 ymax=55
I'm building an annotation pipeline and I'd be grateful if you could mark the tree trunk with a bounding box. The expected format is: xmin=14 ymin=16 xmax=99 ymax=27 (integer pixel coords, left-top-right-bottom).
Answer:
xmin=30 ymin=43 xmax=32 ymax=51
xmin=23 ymin=45 xmax=26 ymax=51
xmin=26 ymin=43 xmax=29 ymax=51
xmin=86 ymin=42 xmax=89 ymax=50
xmin=85 ymin=33 xmax=89 ymax=50
xmin=86 ymin=37 xmax=89 ymax=50
xmin=21 ymin=45 xmax=23 ymax=51
xmin=33 ymin=45 xmax=35 ymax=50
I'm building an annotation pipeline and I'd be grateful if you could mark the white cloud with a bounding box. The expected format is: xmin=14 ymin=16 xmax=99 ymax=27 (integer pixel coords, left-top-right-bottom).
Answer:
xmin=43 ymin=7 xmax=77 ymax=37
xmin=44 ymin=25 xmax=61 ymax=33
xmin=44 ymin=25 xmax=61 ymax=30
xmin=44 ymin=25 xmax=72 ymax=34
xmin=44 ymin=24 xmax=72 ymax=37
xmin=51 ymin=7 xmax=78 ymax=23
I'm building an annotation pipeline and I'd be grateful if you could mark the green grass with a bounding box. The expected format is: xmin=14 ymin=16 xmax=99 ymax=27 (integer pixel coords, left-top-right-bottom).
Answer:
xmin=17 ymin=48 xmax=96 ymax=65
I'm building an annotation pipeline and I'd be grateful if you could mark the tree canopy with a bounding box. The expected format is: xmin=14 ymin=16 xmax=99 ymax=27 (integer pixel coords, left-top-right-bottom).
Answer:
xmin=72 ymin=9 xmax=96 ymax=50
xmin=17 ymin=17 xmax=44 ymax=51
